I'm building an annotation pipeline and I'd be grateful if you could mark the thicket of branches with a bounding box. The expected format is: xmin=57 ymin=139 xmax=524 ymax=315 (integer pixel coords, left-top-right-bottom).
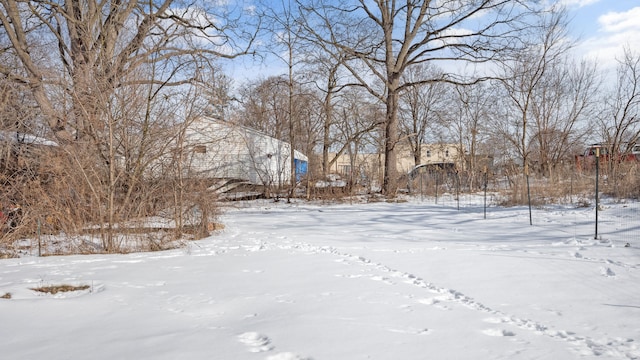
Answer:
xmin=0 ymin=0 xmax=257 ymax=254
xmin=1 ymin=0 xmax=639 ymax=255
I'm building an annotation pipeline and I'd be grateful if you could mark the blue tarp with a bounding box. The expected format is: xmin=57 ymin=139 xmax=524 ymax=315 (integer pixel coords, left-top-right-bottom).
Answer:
xmin=294 ymin=159 xmax=308 ymax=182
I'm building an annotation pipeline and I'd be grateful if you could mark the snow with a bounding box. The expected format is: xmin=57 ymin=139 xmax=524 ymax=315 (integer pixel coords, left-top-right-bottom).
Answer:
xmin=0 ymin=130 xmax=58 ymax=147
xmin=1 ymin=197 xmax=640 ymax=359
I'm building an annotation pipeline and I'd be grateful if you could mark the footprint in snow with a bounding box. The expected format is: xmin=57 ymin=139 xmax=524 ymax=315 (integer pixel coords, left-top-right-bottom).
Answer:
xmin=237 ymin=332 xmax=274 ymax=353
xmin=388 ymin=327 xmax=431 ymax=335
xmin=483 ymin=317 xmax=509 ymax=324
xmin=482 ymin=328 xmax=516 ymax=337
xmin=370 ymin=275 xmax=394 ymax=285
xmin=600 ymin=267 xmax=616 ymax=277
xmin=416 ymin=296 xmax=451 ymax=310
xmin=266 ymin=352 xmax=313 ymax=360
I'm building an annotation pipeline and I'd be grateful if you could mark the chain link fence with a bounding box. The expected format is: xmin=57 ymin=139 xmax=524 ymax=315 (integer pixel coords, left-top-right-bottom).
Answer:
xmin=405 ymin=164 xmax=640 ymax=246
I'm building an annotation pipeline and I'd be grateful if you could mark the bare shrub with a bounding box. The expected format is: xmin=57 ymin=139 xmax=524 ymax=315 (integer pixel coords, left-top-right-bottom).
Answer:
xmin=602 ymin=162 xmax=640 ymax=199
xmin=492 ymin=159 xmax=597 ymax=207
xmin=0 ymin=139 xmax=223 ymax=256
xmin=31 ymin=284 xmax=90 ymax=295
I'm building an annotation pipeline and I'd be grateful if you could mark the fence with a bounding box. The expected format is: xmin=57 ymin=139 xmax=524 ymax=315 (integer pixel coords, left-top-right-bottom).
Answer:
xmin=406 ymin=164 xmax=640 ymax=245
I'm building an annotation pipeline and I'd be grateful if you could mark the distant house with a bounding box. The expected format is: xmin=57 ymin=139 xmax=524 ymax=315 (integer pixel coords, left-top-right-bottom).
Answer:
xmin=173 ymin=117 xmax=308 ymax=186
xmin=327 ymin=143 xmax=463 ymax=183
xmin=396 ymin=143 xmax=462 ymax=174
xmin=575 ymin=143 xmax=640 ymax=171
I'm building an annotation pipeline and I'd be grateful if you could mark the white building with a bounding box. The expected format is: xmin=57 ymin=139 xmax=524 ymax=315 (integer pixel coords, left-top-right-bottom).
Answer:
xmin=174 ymin=117 xmax=308 ymax=186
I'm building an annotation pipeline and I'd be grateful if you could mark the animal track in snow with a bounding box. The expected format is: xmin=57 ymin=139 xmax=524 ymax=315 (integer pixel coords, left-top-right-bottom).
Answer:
xmin=569 ymin=248 xmax=639 ymax=272
xmin=259 ymin=239 xmax=640 ymax=359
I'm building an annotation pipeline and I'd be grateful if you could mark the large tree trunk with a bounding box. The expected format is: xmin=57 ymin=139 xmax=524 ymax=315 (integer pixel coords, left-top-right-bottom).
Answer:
xmin=383 ymin=87 xmax=400 ymax=196
xmin=322 ymin=71 xmax=336 ymax=177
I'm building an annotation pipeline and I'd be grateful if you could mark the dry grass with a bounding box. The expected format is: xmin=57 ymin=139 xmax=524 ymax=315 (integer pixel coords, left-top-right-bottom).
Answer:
xmin=31 ymin=284 xmax=90 ymax=295
xmin=0 ymin=251 xmax=18 ymax=259
xmin=1 ymin=292 xmax=11 ymax=299
xmin=495 ymin=166 xmax=598 ymax=207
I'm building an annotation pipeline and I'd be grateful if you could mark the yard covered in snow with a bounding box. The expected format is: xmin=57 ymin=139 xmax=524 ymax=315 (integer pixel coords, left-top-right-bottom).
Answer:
xmin=1 ymin=197 xmax=639 ymax=359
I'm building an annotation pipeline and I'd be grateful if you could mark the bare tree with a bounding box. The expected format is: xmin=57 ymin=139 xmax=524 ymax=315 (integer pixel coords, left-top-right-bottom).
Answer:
xmin=528 ymin=58 xmax=599 ymax=178
xmin=235 ymin=75 xmax=320 ymax=194
xmin=303 ymin=53 xmax=352 ymax=177
xmin=195 ymin=65 xmax=235 ymax=119
xmin=290 ymin=85 xmax=323 ymax=178
xmin=256 ymin=0 xmax=307 ymax=198
xmin=298 ymin=0 xmax=540 ymax=196
xmin=399 ymin=64 xmax=451 ymax=166
xmin=300 ymin=54 xmax=384 ymax=185
xmin=597 ymin=47 xmax=640 ymax=173
xmin=498 ymin=7 xmax=572 ymax=177
xmin=318 ymin=60 xmax=342 ymax=178
xmin=332 ymin=88 xmax=384 ymax=186
xmin=0 ymin=0 xmax=257 ymax=140
xmin=449 ymin=82 xmax=496 ymax=189
xmin=237 ymin=76 xmax=290 ymax=140
xmin=602 ymin=48 xmax=640 ymax=150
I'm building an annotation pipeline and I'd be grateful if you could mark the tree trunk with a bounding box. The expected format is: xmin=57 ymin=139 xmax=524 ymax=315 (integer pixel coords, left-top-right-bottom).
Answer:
xmin=322 ymin=74 xmax=335 ymax=177
xmin=383 ymin=87 xmax=399 ymax=196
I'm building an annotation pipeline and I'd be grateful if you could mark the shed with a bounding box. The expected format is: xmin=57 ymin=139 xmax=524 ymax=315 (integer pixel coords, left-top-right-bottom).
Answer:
xmin=179 ymin=117 xmax=308 ymax=186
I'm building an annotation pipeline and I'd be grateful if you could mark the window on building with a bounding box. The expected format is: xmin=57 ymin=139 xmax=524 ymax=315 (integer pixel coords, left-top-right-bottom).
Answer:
xmin=426 ymin=150 xmax=431 ymax=158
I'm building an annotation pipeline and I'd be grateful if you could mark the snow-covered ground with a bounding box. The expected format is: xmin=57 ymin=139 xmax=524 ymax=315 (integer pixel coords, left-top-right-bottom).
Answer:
xmin=1 ymin=197 xmax=639 ymax=359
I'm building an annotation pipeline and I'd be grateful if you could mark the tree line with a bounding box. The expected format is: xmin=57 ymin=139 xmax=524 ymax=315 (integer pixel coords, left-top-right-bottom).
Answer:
xmin=0 ymin=0 xmax=638 ymax=252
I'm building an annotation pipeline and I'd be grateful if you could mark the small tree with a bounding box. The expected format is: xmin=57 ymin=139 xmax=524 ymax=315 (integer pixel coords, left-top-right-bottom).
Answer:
xmin=399 ymin=64 xmax=451 ymax=166
xmin=450 ymin=82 xmax=496 ymax=190
xmin=597 ymin=46 xmax=640 ymax=193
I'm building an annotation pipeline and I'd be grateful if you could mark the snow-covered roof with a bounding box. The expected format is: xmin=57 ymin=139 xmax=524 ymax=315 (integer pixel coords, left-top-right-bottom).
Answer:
xmin=0 ymin=131 xmax=58 ymax=147
xmin=192 ymin=117 xmax=308 ymax=162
